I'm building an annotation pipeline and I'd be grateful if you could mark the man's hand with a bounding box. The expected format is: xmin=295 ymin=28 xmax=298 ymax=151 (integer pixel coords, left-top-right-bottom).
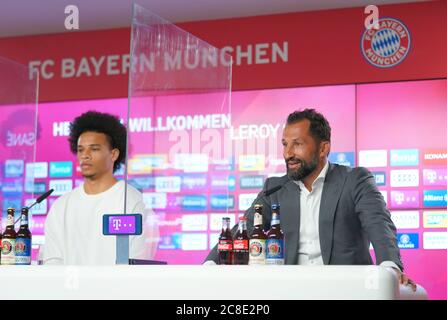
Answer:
xmin=392 ymin=268 xmax=417 ymax=292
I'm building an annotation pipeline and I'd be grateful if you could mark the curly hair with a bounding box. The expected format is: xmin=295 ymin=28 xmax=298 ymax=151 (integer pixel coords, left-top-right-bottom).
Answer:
xmin=69 ymin=111 xmax=126 ymax=172
xmin=286 ymin=108 xmax=331 ymax=143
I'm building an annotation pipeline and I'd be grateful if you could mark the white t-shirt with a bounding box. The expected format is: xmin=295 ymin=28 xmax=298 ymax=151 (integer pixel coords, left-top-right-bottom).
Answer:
xmin=43 ymin=180 xmax=149 ymax=265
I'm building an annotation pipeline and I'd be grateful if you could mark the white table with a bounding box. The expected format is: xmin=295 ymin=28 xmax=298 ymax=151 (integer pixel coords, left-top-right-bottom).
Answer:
xmin=0 ymin=265 xmax=427 ymax=300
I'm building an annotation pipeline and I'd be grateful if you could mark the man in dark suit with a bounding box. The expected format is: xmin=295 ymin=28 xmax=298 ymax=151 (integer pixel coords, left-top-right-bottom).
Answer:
xmin=205 ymin=108 xmax=415 ymax=290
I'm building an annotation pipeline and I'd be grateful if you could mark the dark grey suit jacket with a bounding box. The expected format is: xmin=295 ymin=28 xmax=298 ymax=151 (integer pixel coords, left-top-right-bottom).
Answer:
xmin=205 ymin=163 xmax=403 ymax=270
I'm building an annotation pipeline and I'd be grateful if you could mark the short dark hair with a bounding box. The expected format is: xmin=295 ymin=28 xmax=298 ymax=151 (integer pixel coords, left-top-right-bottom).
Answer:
xmin=286 ymin=108 xmax=331 ymax=143
xmin=69 ymin=111 xmax=126 ymax=173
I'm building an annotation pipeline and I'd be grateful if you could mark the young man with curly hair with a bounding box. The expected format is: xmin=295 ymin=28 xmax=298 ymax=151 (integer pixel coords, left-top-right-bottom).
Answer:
xmin=43 ymin=111 xmax=157 ymax=265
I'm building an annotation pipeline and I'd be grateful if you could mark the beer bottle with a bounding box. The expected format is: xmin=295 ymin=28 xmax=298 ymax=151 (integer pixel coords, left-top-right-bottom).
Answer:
xmin=233 ymin=216 xmax=249 ymax=265
xmin=217 ymin=217 xmax=233 ymax=265
xmin=1 ymin=208 xmax=17 ymax=265
xmin=249 ymin=204 xmax=267 ymax=265
xmin=15 ymin=207 xmax=32 ymax=265
xmin=266 ymin=204 xmax=285 ymax=265
xmin=0 ymin=219 xmax=2 ymax=264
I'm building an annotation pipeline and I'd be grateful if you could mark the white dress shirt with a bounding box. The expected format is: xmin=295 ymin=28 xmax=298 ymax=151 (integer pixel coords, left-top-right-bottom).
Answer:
xmin=294 ymin=161 xmax=400 ymax=270
xmin=296 ymin=161 xmax=329 ymax=265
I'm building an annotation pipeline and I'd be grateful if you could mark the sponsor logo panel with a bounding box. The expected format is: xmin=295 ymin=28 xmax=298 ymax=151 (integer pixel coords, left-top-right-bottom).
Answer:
xmin=5 ymin=160 xmax=24 ymax=178
xmin=390 ymin=149 xmax=419 ymax=167
xmin=328 ymin=152 xmax=355 ymax=167
xmin=423 ymin=169 xmax=447 ymax=186
xmin=423 ymin=150 xmax=447 ymax=166
xmin=423 ymin=190 xmax=447 ymax=207
xmin=358 ymin=150 xmax=387 ymax=168
xmin=390 ymin=211 xmax=420 ymax=229
xmin=26 ymin=162 xmax=48 ymax=179
xmin=181 ymin=214 xmax=208 ymax=231
xmin=390 ymin=190 xmax=419 ymax=208
xmin=372 ymin=171 xmax=386 ymax=186
xmin=238 ymin=193 xmax=258 ymax=211
xmin=423 ymin=211 xmax=447 ymax=228
xmin=423 ymin=232 xmax=447 ymax=249
xmin=49 ymin=179 xmax=73 ymax=196
xmin=397 ymin=233 xmax=419 ymax=249
xmin=238 ymin=155 xmax=265 ymax=172
xmin=390 ymin=169 xmax=419 ymax=187
xmin=181 ymin=233 xmax=208 ymax=251
xmin=49 ymin=161 xmax=73 ymax=178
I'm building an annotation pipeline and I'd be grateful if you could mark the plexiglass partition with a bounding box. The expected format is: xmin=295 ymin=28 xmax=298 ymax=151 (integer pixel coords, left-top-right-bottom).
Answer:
xmin=127 ymin=4 xmax=232 ymax=264
xmin=0 ymin=56 xmax=38 ymax=248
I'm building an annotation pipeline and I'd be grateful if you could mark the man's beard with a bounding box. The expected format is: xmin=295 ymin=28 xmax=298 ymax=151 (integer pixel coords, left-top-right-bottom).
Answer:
xmin=286 ymin=154 xmax=318 ymax=181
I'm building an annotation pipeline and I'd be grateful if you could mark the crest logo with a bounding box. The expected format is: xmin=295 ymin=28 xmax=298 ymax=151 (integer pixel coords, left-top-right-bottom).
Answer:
xmin=361 ymin=18 xmax=411 ymax=68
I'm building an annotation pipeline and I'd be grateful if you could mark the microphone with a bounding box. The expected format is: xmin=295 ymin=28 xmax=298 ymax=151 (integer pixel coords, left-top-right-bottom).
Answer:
xmin=28 ymin=189 xmax=54 ymax=210
xmin=14 ymin=189 xmax=54 ymax=225
xmin=264 ymin=185 xmax=282 ymax=197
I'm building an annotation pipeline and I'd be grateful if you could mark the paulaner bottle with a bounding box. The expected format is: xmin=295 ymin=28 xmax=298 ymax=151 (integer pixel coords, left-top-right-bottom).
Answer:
xmin=233 ymin=216 xmax=249 ymax=265
xmin=15 ymin=207 xmax=32 ymax=265
xmin=266 ymin=204 xmax=285 ymax=265
xmin=1 ymin=208 xmax=17 ymax=265
xmin=0 ymin=216 xmax=2 ymax=264
xmin=218 ymin=217 xmax=233 ymax=265
xmin=249 ymin=204 xmax=267 ymax=265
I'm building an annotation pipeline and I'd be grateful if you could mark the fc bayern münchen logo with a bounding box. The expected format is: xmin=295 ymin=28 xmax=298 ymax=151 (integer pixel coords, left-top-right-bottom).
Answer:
xmin=361 ymin=17 xmax=411 ymax=68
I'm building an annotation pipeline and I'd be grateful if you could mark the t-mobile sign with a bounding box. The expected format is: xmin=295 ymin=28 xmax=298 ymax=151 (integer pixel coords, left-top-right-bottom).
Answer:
xmin=102 ymin=214 xmax=143 ymax=235
xmin=109 ymin=216 xmax=136 ymax=234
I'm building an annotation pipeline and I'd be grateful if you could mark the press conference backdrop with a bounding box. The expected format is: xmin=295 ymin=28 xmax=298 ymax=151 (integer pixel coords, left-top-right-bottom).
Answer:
xmin=0 ymin=79 xmax=446 ymax=299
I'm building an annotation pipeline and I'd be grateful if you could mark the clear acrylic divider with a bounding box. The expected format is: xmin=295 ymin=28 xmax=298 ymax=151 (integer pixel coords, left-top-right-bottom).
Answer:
xmin=126 ymin=4 xmax=232 ymax=264
xmin=0 ymin=56 xmax=38 ymax=258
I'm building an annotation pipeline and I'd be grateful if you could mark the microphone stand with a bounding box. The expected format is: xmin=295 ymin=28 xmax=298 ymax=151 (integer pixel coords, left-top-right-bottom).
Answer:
xmin=14 ymin=189 xmax=54 ymax=225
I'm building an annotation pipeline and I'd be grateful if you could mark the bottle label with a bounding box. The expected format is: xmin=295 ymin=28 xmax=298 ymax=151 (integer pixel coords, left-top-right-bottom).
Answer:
xmin=249 ymin=239 xmax=266 ymax=264
xmin=15 ymin=238 xmax=31 ymax=265
xmin=254 ymin=212 xmax=263 ymax=226
xmin=6 ymin=214 xmax=14 ymax=226
xmin=266 ymin=239 xmax=284 ymax=261
xmin=233 ymin=240 xmax=249 ymax=250
xmin=266 ymin=258 xmax=285 ymax=265
xmin=20 ymin=214 xmax=29 ymax=226
xmin=1 ymin=239 xmax=16 ymax=264
xmin=218 ymin=241 xmax=233 ymax=251
xmin=271 ymin=212 xmax=280 ymax=226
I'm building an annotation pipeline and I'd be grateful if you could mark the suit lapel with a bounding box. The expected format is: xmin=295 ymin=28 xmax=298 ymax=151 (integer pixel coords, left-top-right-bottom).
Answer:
xmin=319 ymin=163 xmax=346 ymax=264
xmin=281 ymin=180 xmax=300 ymax=264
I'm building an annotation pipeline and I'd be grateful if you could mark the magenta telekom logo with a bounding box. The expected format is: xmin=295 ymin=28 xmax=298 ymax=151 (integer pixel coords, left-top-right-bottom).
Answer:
xmin=112 ymin=218 xmax=122 ymax=231
xmin=390 ymin=190 xmax=419 ymax=208
xmin=423 ymin=169 xmax=447 ymax=186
